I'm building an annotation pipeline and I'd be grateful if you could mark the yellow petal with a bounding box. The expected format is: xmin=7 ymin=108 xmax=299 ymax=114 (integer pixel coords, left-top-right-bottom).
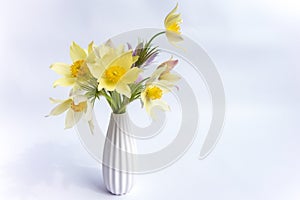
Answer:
xmin=53 ymin=77 xmax=76 ymax=88
xmin=49 ymin=97 xmax=67 ymax=104
xmin=86 ymin=41 xmax=96 ymax=64
xmin=159 ymin=72 xmax=181 ymax=82
xmin=132 ymin=55 xmax=139 ymax=63
xmin=88 ymin=41 xmax=94 ymax=54
xmin=119 ymin=67 xmax=142 ymax=84
xmin=165 ymin=14 xmax=182 ymax=29
xmin=152 ymin=82 xmax=171 ymax=93
xmin=50 ymin=63 xmax=71 ymax=76
xmin=115 ymin=82 xmax=131 ymax=98
xmin=47 ymin=99 xmax=72 ymax=116
xmin=164 ymin=3 xmax=179 ymax=27
xmin=70 ymin=41 xmax=87 ymax=62
xmin=109 ymin=51 xmax=134 ymax=70
xmin=98 ymin=77 xmax=116 ymax=91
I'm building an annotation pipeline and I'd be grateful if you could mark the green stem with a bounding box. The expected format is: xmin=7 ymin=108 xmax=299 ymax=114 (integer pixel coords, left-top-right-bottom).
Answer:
xmin=147 ymin=31 xmax=166 ymax=46
xmin=116 ymin=96 xmax=129 ymax=114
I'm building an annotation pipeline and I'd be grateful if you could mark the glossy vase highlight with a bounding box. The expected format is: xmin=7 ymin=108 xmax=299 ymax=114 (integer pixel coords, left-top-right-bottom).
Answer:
xmin=102 ymin=113 xmax=136 ymax=195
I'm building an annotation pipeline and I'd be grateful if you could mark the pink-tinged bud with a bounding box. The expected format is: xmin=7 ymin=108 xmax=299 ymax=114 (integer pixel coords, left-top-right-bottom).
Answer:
xmin=157 ymin=59 xmax=178 ymax=73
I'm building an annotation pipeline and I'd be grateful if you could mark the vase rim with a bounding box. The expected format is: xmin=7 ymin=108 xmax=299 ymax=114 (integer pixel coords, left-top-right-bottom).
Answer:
xmin=111 ymin=112 xmax=127 ymax=116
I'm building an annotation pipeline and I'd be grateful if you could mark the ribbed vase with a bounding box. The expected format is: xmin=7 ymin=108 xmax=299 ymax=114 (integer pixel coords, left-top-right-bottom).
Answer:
xmin=102 ymin=112 xmax=136 ymax=195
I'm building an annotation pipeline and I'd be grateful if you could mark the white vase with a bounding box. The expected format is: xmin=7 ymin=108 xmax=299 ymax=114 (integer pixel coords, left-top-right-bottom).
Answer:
xmin=102 ymin=112 xmax=136 ymax=195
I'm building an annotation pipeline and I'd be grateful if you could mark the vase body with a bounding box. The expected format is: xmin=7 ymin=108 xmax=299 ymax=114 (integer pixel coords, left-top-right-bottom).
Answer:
xmin=102 ymin=112 xmax=136 ymax=195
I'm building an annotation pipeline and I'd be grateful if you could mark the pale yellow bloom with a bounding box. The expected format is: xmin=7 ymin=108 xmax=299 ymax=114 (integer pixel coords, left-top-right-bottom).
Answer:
xmin=47 ymin=95 xmax=92 ymax=129
xmin=164 ymin=3 xmax=183 ymax=44
xmin=97 ymin=51 xmax=142 ymax=98
xmin=50 ymin=41 xmax=94 ymax=88
xmin=141 ymin=59 xmax=180 ymax=117
xmin=141 ymin=84 xmax=170 ymax=118
xmin=87 ymin=40 xmax=135 ymax=79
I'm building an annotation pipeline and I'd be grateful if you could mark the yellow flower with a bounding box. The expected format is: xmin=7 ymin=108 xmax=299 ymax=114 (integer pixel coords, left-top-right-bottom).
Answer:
xmin=141 ymin=59 xmax=181 ymax=118
xmin=141 ymin=84 xmax=170 ymax=118
xmin=97 ymin=51 xmax=142 ymax=98
xmin=50 ymin=41 xmax=94 ymax=88
xmin=87 ymin=40 xmax=126 ymax=79
xmin=164 ymin=3 xmax=184 ymax=44
xmin=47 ymin=95 xmax=93 ymax=129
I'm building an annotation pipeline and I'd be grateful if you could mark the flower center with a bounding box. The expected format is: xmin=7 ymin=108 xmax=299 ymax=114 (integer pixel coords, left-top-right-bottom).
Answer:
xmin=70 ymin=60 xmax=85 ymax=77
xmin=145 ymin=86 xmax=163 ymax=100
xmin=167 ymin=22 xmax=181 ymax=33
xmin=71 ymin=101 xmax=87 ymax=112
xmin=104 ymin=66 xmax=126 ymax=83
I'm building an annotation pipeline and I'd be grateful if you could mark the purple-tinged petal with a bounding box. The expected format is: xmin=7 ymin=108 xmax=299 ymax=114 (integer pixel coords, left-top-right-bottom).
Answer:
xmin=127 ymin=42 xmax=132 ymax=50
xmin=135 ymin=74 xmax=143 ymax=83
xmin=157 ymin=59 xmax=178 ymax=72
xmin=133 ymin=42 xmax=143 ymax=56
xmin=143 ymin=52 xmax=158 ymax=67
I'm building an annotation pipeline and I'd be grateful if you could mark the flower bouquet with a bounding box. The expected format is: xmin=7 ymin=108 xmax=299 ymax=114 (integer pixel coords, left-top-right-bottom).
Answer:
xmin=48 ymin=3 xmax=183 ymax=195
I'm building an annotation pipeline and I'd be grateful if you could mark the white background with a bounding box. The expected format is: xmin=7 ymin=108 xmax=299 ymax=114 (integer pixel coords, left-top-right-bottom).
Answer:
xmin=0 ymin=0 xmax=299 ymax=199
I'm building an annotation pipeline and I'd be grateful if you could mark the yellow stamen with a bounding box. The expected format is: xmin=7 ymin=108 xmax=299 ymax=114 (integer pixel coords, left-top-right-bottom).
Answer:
xmin=104 ymin=66 xmax=126 ymax=83
xmin=145 ymin=86 xmax=163 ymax=100
xmin=167 ymin=23 xmax=181 ymax=33
xmin=71 ymin=101 xmax=87 ymax=112
xmin=70 ymin=60 xmax=85 ymax=77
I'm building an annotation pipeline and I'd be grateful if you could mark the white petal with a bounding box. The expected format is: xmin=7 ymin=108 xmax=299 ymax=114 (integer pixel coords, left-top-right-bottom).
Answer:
xmin=166 ymin=31 xmax=184 ymax=44
xmin=47 ymin=99 xmax=72 ymax=116
xmin=85 ymin=101 xmax=93 ymax=121
xmin=73 ymin=95 xmax=87 ymax=104
xmin=88 ymin=119 xmax=95 ymax=134
xmin=65 ymin=109 xmax=83 ymax=129
xmin=149 ymin=99 xmax=170 ymax=119
xmin=87 ymin=62 xmax=105 ymax=79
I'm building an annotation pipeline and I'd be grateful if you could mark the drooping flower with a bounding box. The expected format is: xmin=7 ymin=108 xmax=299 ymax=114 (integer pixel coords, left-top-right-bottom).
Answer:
xmin=50 ymin=41 xmax=94 ymax=88
xmin=97 ymin=51 xmax=142 ymax=98
xmin=164 ymin=3 xmax=183 ymax=45
xmin=47 ymin=95 xmax=93 ymax=129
